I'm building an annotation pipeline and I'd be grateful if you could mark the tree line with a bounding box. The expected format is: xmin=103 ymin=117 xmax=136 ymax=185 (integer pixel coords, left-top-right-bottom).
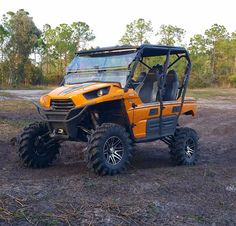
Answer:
xmin=0 ymin=10 xmax=235 ymax=88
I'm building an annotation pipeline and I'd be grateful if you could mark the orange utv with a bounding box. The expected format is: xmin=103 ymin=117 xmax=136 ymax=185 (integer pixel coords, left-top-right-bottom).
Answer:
xmin=18 ymin=45 xmax=199 ymax=175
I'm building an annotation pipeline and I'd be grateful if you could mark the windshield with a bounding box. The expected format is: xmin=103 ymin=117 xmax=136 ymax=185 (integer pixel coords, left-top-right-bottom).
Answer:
xmin=65 ymin=52 xmax=136 ymax=87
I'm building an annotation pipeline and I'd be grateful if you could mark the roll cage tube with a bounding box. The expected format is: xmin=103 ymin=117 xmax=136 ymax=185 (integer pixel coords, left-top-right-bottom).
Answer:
xmin=158 ymin=50 xmax=170 ymax=136
xmin=139 ymin=60 xmax=152 ymax=70
xmin=124 ymin=50 xmax=143 ymax=92
xmin=172 ymin=52 xmax=191 ymax=100
xmin=179 ymin=52 xmax=191 ymax=103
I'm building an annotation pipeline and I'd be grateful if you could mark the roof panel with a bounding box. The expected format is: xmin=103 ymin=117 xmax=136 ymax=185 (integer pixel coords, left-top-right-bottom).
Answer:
xmin=76 ymin=44 xmax=187 ymax=56
xmin=139 ymin=44 xmax=187 ymax=56
xmin=77 ymin=45 xmax=138 ymax=55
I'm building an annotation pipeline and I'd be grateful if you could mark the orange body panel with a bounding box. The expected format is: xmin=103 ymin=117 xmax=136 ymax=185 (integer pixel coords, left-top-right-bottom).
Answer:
xmin=40 ymin=83 xmax=125 ymax=108
xmin=40 ymin=83 xmax=197 ymax=139
xmin=132 ymin=100 xmax=196 ymax=138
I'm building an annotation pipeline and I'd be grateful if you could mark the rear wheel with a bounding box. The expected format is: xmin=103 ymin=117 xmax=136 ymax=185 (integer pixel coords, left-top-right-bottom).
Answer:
xmin=87 ymin=123 xmax=133 ymax=175
xmin=169 ymin=127 xmax=199 ymax=165
xmin=18 ymin=122 xmax=60 ymax=168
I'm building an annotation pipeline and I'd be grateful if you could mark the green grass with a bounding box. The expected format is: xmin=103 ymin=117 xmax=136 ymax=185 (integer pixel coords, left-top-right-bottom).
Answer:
xmin=0 ymin=100 xmax=34 ymax=111
xmin=0 ymin=119 xmax=30 ymax=129
xmin=190 ymin=214 xmax=207 ymax=223
xmin=187 ymin=88 xmax=236 ymax=99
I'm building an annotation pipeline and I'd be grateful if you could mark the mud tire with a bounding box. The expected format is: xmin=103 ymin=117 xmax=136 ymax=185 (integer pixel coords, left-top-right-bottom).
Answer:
xmin=18 ymin=122 xmax=60 ymax=168
xmin=87 ymin=123 xmax=133 ymax=176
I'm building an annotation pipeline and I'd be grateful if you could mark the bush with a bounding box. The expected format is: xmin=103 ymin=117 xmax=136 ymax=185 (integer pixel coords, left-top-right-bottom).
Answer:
xmin=189 ymin=73 xmax=212 ymax=88
xmin=229 ymin=74 xmax=236 ymax=87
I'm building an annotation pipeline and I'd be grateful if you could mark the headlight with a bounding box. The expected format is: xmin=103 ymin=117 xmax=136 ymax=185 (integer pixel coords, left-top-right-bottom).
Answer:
xmin=39 ymin=95 xmax=51 ymax=108
xmin=97 ymin=89 xmax=105 ymax=97
xmin=83 ymin=87 xmax=110 ymax=100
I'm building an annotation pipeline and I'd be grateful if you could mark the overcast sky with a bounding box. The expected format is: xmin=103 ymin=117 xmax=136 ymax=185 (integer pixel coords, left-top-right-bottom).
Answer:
xmin=1 ymin=0 xmax=235 ymax=47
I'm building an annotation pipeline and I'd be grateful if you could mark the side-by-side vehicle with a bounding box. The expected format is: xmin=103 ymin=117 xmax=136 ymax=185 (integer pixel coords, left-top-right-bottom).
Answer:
xmin=18 ymin=44 xmax=199 ymax=175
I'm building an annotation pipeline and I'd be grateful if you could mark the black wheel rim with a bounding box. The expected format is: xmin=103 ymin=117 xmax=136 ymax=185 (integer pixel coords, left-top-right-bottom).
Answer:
xmin=185 ymin=137 xmax=195 ymax=159
xmin=103 ymin=136 xmax=124 ymax=165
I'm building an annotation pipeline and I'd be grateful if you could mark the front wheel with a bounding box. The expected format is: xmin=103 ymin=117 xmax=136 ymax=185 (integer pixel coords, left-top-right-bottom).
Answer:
xmin=18 ymin=122 xmax=60 ymax=168
xmin=87 ymin=123 xmax=133 ymax=176
xmin=169 ymin=127 xmax=199 ymax=166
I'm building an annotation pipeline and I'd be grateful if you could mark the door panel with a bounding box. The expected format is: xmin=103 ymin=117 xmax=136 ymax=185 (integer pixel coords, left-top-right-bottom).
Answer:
xmin=132 ymin=102 xmax=181 ymax=139
xmin=132 ymin=105 xmax=160 ymax=138
xmin=146 ymin=115 xmax=178 ymax=139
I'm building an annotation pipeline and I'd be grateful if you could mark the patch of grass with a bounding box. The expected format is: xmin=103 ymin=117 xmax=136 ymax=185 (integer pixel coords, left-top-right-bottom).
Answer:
xmin=0 ymin=195 xmax=62 ymax=225
xmin=11 ymin=209 xmax=25 ymax=220
xmin=25 ymin=212 xmax=61 ymax=226
xmin=0 ymin=119 xmax=30 ymax=141
xmin=187 ymin=88 xmax=236 ymax=99
xmin=0 ymin=119 xmax=30 ymax=129
xmin=0 ymin=120 xmax=21 ymax=140
xmin=0 ymin=100 xmax=34 ymax=111
xmin=190 ymin=214 xmax=207 ymax=223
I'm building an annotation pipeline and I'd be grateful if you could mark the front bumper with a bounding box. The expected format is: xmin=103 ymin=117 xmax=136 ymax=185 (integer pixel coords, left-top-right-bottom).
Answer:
xmin=32 ymin=101 xmax=90 ymax=139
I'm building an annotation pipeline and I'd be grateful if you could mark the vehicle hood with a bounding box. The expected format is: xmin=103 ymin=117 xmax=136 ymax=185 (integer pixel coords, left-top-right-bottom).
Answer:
xmin=40 ymin=82 xmax=138 ymax=109
xmin=48 ymin=82 xmax=116 ymax=98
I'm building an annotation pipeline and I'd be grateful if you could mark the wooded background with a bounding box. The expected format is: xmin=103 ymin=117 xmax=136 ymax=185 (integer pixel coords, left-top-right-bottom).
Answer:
xmin=0 ymin=9 xmax=235 ymax=88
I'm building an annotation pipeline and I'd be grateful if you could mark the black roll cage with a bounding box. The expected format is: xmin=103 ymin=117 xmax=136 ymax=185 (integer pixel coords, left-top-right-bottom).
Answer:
xmin=124 ymin=46 xmax=191 ymax=98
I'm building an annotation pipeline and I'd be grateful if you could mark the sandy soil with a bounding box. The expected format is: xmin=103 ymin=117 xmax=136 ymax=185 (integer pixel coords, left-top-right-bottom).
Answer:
xmin=0 ymin=90 xmax=236 ymax=225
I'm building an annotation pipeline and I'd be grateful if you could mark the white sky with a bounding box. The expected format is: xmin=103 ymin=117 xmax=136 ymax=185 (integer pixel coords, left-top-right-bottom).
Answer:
xmin=0 ymin=0 xmax=235 ymax=47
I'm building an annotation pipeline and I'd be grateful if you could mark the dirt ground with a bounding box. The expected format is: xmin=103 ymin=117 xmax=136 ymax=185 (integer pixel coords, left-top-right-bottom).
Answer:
xmin=0 ymin=90 xmax=236 ymax=226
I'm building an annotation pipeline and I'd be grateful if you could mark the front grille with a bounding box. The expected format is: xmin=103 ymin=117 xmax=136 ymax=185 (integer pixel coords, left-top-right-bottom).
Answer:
xmin=51 ymin=99 xmax=74 ymax=111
